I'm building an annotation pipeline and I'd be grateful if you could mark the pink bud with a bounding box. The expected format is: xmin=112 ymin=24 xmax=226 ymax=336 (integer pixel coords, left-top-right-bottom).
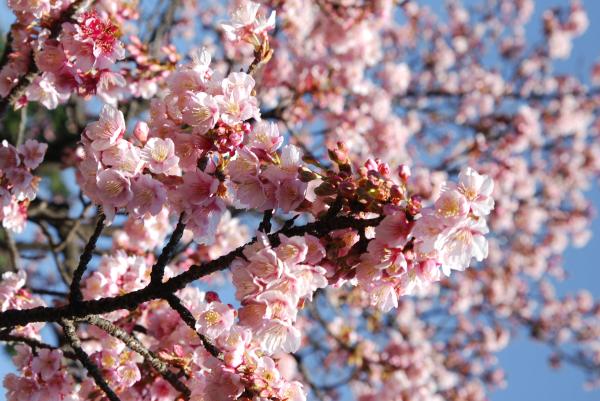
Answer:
xmin=134 ymin=121 xmax=149 ymax=144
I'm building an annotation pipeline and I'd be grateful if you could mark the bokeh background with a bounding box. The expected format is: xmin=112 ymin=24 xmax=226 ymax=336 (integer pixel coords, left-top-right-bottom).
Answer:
xmin=0 ymin=1 xmax=599 ymax=400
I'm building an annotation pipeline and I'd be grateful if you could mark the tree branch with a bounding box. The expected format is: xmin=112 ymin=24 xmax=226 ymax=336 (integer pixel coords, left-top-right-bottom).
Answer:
xmin=150 ymin=214 xmax=186 ymax=285
xmin=164 ymin=294 xmax=221 ymax=358
xmin=80 ymin=315 xmax=191 ymax=398
xmin=69 ymin=213 xmax=105 ymax=304
xmin=0 ymin=215 xmax=382 ymax=328
xmin=61 ymin=319 xmax=122 ymax=401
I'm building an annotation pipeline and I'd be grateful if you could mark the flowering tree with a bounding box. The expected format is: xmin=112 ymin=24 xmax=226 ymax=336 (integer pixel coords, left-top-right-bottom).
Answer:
xmin=0 ymin=0 xmax=598 ymax=400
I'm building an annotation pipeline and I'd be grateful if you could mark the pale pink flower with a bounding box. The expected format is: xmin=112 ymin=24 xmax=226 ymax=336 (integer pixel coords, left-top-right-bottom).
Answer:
xmin=31 ymin=349 xmax=61 ymax=381
xmin=369 ymin=281 xmax=398 ymax=312
xmin=435 ymin=217 xmax=489 ymax=275
xmin=186 ymin=197 xmax=226 ymax=244
xmin=434 ymin=189 xmax=469 ymax=223
xmin=85 ymin=105 xmax=126 ymax=151
xmin=218 ymin=326 xmax=252 ymax=367
xmin=117 ymin=363 xmax=141 ymax=387
xmin=222 ymin=72 xmax=255 ymax=98
xmin=382 ymin=62 xmax=411 ymax=95
xmin=2 ymin=199 xmax=27 ymax=233
xmin=96 ymin=168 xmax=133 ymax=216
xmin=196 ymin=302 xmax=235 ymax=339
xmin=96 ymin=71 xmax=127 ymax=106
xmin=548 ymin=31 xmax=573 ymax=59
xmin=375 ymin=211 xmax=413 ymax=248
xmin=227 ymin=147 xmax=260 ymax=182
xmin=133 ymin=121 xmax=149 ymax=144
xmin=101 ymin=140 xmax=144 ymax=176
xmin=222 ymin=1 xmax=276 ymax=43
xmin=26 ymin=75 xmax=70 ymax=110
xmin=216 ymin=89 xmax=260 ymax=126
xmin=456 ymin=167 xmax=494 ymax=217
xmin=0 ymin=140 xmax=20 ymax=171
xmin=247 ymin=120 xmax=282 ymax=156
xmin=181 ymin=92 xmax=220 ymax=134
xmin=17 ymin=140 xmax=47 ymax=170
xmin=129 ymin=175 xmax=167 ymax=216
xmin=247 ymin=248 xmax=283 ymax=280
xmin=257 ymin=319 xmax=301 ymax=354
xmin=178 ymin=169 xmax=219 ymax=206
xmin=141 ymin=138 xmax=180 ymax=175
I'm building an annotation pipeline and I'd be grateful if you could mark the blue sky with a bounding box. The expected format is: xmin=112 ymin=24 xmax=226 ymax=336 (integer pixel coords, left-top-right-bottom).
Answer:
xmin=1 ymin=1 xmax=600 ymax=400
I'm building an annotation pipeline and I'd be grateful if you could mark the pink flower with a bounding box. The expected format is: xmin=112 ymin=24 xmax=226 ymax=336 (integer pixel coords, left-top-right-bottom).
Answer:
xmin=186 ymin=197 xmax=226 ymax=244
xmin=216 ymin=89 xmax=260 ymax=126
xmin=196 ymin=302 xmax=235 ymax=339
xmin=247 ymin=120 xmax=283 ymax=156
xmin=178 ymin=169 xmax=219 ymax=206
xmin=375 ymin=211 xmax=413 ymax=248
xmin=435 ymin=217 xmax=489 ymax=275
xmin=129 ymin=175 xmax=167 ymax=216
xmin=222 ymin=1 xmax=276 ymax=43
xmin=276 ymin=178 xmax=306 ymax=212
xmin=0 ymin=141 xmax=20 ymax=171
xmin=181 ymin=92 xmax=220 ymax=134
xmin=35 ymin=44 xmax=67 ymax=75
xmin=101 ymin=140 xmax=144 ymax=175
xmin=25 ymin=75 xmax=70 ymax=110
xmin=95 ymin=168 xmax=133 ymax=218
xmin=75 ymin=11 xmax=125 ymax=68
xmin=31 ymin=349 xmax=61 ymax=381
xmin=141 ymin=137 xmax=180 ymax=175
xmin=85 ymin=105 xmax=126 ymax=151
xmin=434 ymin=189 xmax=469 ymax=223
xmin=456 ymin=167 xmax=494 ymax=217
xmin=17 ymin=140 xmax=47 ymax=170
xmin=257 ymin=319 xmax=301 ymax=354
xmin=368 ymin=281 xmax=398 ymax=312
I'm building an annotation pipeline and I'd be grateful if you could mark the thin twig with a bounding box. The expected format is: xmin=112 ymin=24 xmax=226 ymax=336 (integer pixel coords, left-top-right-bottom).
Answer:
xmin=80 ymin=315 xmax=191 ymax=398
xmin=61 ymin=319 xmax=122 ymax=401
xmin=69 ymin=213 xmax=105 ymax=304
xmin=150 ymin=214 xmax=186 ymax=285
xmin=1 ymin=227 xmax=20 ymax=272
xmin=0 ymin=330 xmax=76 ymax=359
xmin=164 ymin=294 xmax=221 ymax=358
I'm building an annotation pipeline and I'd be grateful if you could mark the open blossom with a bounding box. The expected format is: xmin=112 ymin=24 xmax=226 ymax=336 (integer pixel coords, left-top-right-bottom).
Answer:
xmin=456 ymin=167 xmax=494 ymax=217
xmin=141 ymin=137 xmax=180 ymax=175
xmin=74 ymin=11 xmax=125 ymax=68
xmin=435 ymin=217 xmax=489 ymax=275
xmin=181 ymin=92 xmax=220 ymax=134
xmin=17 ymin=140 xmax=47 ymax=170
xmin=247 ymin=120 xmax=283 ymax=156
xmin=30 ymin=349 xmax=61 ymax=381
xmin=221 ymin=0 xmax=276 ymax=43
xmin=85 ymin=105 xmax=126 ymax=151
xmin=129 ymin=174 xmax=167 ymax=216
xmin=96 ymin=168 xmax=133 ymax=219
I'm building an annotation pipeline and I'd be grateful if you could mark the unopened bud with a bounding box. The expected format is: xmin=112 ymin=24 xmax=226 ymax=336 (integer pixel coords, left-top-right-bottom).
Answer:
xmin=134 ymin=121 xmax=149 ymax=144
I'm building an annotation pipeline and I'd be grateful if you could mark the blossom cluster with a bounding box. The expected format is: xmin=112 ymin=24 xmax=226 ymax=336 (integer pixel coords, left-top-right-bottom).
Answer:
xmin=232 ymin=233 xmax=328 ymax=354
xmin=76 ymin=47 xmax=308 ymax=243
xmin=0 ymin=271 xmax=44 ymax=338
xmin=356 ymin=167 xmax=494 ymax=311
xmin=0 ymin=140 xmax=47 ymax=233
xmin=4 ymin=346 xmax=77 ymax=401
xmin=1 ymin=2 xmax=128 ymax=109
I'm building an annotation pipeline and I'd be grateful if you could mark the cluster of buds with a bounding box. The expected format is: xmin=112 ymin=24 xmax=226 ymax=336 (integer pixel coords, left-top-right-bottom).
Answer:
xmin=304 ymin=142 xmax=414 ymax=215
